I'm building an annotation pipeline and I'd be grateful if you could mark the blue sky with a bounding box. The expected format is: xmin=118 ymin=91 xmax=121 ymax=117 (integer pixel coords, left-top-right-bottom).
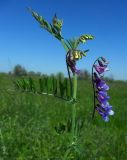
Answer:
xmin=0 ymin=0 xmax=127 ymax=80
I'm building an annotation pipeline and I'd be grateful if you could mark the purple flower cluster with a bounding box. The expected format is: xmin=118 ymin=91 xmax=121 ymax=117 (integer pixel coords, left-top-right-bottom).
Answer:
xmin=93 ymin=57 xmax=114 ymax=122
xmin=66 ymin=50 xmax=80 ymax=74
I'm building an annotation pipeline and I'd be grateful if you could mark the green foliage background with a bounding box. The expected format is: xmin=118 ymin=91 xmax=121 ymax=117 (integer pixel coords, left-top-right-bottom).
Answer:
xmin=0 ymin=74 xmax=127 ymax=159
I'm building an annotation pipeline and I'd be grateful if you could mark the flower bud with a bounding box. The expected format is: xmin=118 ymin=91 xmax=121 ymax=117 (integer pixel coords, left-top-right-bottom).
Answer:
xmin=101 ymin=57 xmax=109 ymax=64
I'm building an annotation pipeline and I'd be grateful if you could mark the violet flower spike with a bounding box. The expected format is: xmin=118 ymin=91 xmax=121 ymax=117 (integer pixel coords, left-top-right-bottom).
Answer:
xmin=92 ymin=57 xmax=114 ymax=121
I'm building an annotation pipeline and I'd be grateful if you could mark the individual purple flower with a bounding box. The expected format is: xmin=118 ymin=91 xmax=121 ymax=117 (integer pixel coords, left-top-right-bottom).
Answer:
xmin=105 ymin=106 xmax=114 ymax=116
xmin=96 ymin=80 xmax=109 ymax=91
xmin=101 ymin=104 xmax=114 ymax=115
xmin=97 ymin=90 xmax=107 ymax=97
xmin=96 ymin=103 xmax=114 ymax=122
xmin=93 ymin=73 xmax=109 ymax=91
xmin=96 ymin=105 xmax=109 ymax=122
xmin=67 ymin=50 xmax=80 ymax=74
xmin=98 ymin=96 xmax=110 ymax=106
xmin=70 ymin=65 xmax=80 ymax=74
xmin=97 ymin=92 xmax=110 ymax=102
xmin=98 ymin=59 xmax=108 ymax=68
xmin=94 ymin=64 xmax=109 ymax=74
xmin=103 ymin=115 xmax=109 ymax=122
xmin=100 ymin=102 xmax=114 ymax=116
xmin=101 ymin=57 xmax=109 ymax=64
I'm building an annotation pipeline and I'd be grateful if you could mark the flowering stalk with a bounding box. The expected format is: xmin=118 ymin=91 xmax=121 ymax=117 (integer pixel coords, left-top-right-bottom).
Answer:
xmin=73 ymin=73 xmax=77 ymax=101
xmin=92 ymin=57 xmax=102 ymax=119
xmin=92 ymin=57 xmax=114 ymax=122
xmin=28 ymin=9 xmax=94 ymax=159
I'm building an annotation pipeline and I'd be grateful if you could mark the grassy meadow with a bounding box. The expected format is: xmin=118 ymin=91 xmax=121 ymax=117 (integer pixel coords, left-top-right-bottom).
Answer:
xmin=0 ymin=73 xmax=127 ymax=160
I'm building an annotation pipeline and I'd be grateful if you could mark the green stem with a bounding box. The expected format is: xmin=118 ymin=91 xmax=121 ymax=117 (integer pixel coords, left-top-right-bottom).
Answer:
xmin=61 ymin=40 xmax=77 ymax=159
xmin=66 ymin=55 xmax=73 ymax=99
xmin=60 ymin=39 xmax=69 ymax=52
xmin=61 ymin=39 xmax=73 ymax=100
xmin=72 ymin=103 xmax=76 ymax=140
xmin=73 ymin=73 xmax=77 ymax=101
xmin=63 ymin=103 xmax=76 ymax=160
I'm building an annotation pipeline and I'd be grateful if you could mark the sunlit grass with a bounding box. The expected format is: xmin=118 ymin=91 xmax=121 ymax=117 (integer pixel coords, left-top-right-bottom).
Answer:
xmin=0 ymin=74 xmax=127 ymax=159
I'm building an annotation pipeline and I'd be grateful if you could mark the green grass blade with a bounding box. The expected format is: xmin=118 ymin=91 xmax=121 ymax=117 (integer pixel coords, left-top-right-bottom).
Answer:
xmin=52 ymin=77 xmax=57 ymax=95
xmin=29 ymin=77 xmax=36 ymax=92
xmin=47 ymin=77 xmax=52 ymax=94
xmin=39 ymin=78 xmax=44 ymax=93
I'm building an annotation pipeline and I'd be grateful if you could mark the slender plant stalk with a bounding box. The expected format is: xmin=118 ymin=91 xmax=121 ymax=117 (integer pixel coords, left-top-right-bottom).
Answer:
xmin=73 ymin=73 xmax=77 ymax=101
xmin=66 ymin=54 xmax=73 ymax=99
xmin=61 ymin=39 xmax=78 ymax=101
xmin=61 ymin=39 xmax=73 ymax=100
xmin=60 ymin=39 xmax=69 ymax=52
xmin=63 ymin=103 xmax=77 ymax=160
xmin=63 ymin=74 xmax=77 ymax=159
xmin=72 ymin=103 xmax=76 ymax=140
xmin=60 ymin=39 xmax=78 ymax=159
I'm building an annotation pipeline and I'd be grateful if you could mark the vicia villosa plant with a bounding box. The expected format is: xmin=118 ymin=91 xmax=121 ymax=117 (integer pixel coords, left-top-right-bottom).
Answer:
xmin=11 ymin=8 xmax=115 ymax=159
